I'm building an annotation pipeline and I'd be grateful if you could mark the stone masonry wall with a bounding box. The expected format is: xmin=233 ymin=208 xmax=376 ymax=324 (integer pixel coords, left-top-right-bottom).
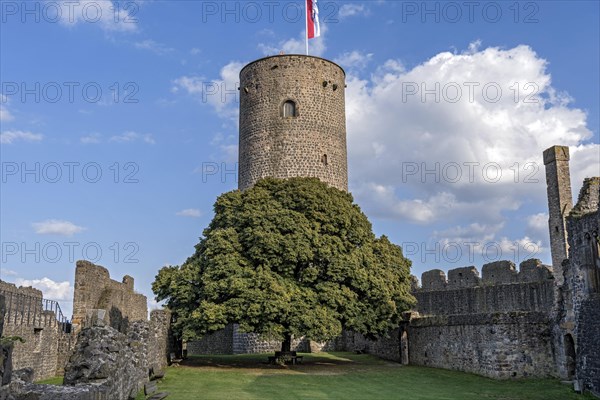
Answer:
xmin=415 ymin=260 xmax=554 ymax=316
xmin=186 ymin=324 xmax=312 ymax=355
xmin=187 ymin=324 xmax=234 ymax=355
xmin=408 ymin=312 xmax=555 ymax=379
xmin=148 ymin=310 xmax=171 ymax=372
xmin=232 ymin=325 xmax=310 ymax=354
xmin=543 ymin=145 xmax=573 ymax=282
xmin=565 ymin=178 xmax=600 ymax=395
xmin=339 ymin=329 xmax=402 ymax=362
xmin=72 ymin=261 xmax=147 ymax=331
xmin=239 ymin=55 xmax=348 ymax=191
xmin=0 ymin=281 xmax=75 ymax=381
xmin=407 ymin=260 xmax=557 ymax=379
xmin=576 ymin=295 xmax=600 ymax=395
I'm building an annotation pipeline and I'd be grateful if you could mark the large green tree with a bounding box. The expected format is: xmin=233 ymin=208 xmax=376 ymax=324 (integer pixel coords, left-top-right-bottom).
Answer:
xmin=153 ymin=178 xmax=414 ymax=352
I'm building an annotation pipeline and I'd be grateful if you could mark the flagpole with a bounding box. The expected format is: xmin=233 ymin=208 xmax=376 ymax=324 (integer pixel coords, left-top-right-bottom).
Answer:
xmin=305 ymin=0 xmax=309 ymax=55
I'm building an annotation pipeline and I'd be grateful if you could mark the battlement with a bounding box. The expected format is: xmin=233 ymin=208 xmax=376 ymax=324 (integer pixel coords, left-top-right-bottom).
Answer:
xmin=0 ymin=280 xmax=43 ymax=299
xmin=419 ymin=259 xmax=552 ymax=291
xmin=414 ymin=259 xmax=554 ymax=316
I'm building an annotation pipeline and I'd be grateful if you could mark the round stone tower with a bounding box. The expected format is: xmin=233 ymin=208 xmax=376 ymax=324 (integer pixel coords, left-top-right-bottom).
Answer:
xmin=238 ymin=55 xmax=348 ymax=191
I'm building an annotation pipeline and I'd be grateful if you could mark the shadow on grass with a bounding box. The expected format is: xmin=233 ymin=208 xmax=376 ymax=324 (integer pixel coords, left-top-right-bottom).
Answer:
xmin=180 ymin=352 xmax=373 ymax=373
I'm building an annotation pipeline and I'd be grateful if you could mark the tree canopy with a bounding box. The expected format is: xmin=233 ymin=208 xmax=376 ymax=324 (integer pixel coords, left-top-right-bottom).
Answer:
xmin=153 ymin=177 xmax=415 ymax=348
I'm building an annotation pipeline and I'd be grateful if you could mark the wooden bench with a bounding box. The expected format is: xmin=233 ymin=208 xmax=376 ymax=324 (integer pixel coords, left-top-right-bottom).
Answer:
xmin=268 ymin=354 xmax=304 ymax=365
xmin=145 ymin=378 xmax=169 ymax=399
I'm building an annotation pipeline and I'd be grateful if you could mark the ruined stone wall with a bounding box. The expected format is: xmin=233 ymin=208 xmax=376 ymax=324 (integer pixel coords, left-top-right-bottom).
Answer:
xmin=62 ymin=322 xmax=148 ymax=400
xmin=72 ymin=260 xmax=147 ymax=330
xmin=148 ymin=310 xmax=171 ymax=372
xmin=564 ymin=178 xmax=600 ymax=395
xmin=576 ymin=295 xmax=600 ymax=395
xmin=407 ymin=260 xmax=557 ymax=379
xmin=0 ymin=281 xmax=75 ymax=381
xmin=239 ymin=55 xmax=348 ymax=191
xmin=543 ymin=145 xmax=573 ymax=281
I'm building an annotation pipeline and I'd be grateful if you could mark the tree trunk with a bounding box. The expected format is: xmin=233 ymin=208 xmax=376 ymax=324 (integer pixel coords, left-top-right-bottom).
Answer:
xmin=281 ymin=334 xmax=292 ymax=353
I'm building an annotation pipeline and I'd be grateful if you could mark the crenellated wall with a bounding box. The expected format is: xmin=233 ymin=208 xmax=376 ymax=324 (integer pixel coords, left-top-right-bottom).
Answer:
xmin=415 ymin=260 xmax=554 ymax=316
xmin=407 ymin=259 xmax=557 ymax=379
xmin=0 ymin=280 xmax=76 ymax=381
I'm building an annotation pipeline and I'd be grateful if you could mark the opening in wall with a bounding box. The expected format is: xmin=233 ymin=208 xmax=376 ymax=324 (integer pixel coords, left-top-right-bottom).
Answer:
xmin=282 ymin=100 xmax=296 ymax=118
xmin=564 ymin=334 xmax=576 ymax=379
xmin=321 ymin=154 xmax=328 ymax=166
xmin=33 ymin=327 xmax=43 ymax=353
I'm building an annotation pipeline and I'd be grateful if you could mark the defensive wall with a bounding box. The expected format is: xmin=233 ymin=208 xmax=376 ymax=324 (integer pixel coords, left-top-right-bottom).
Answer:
xmin=408 ymin=259 xmax=556 ymax=379
xmin=0 ymin=280 xmax=75 ymax=381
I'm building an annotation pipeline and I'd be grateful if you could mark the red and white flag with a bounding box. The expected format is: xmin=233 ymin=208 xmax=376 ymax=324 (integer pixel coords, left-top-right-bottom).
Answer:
xmin=306 ymin=0 xmax=320 ymax=39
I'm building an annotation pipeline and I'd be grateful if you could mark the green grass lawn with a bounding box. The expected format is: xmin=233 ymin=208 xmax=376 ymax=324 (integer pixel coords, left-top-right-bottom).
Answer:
xmin=34 ymin=376 xmax=63 ymax=385
xmin=147 ymin=352 xmax=592 ymax=400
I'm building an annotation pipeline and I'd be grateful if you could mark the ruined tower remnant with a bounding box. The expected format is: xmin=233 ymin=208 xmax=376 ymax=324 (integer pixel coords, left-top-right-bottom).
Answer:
xmin=544 ymin=145 xmax=574 ymax=281
xmin=238 ymin=55 xmax=348 ymax=191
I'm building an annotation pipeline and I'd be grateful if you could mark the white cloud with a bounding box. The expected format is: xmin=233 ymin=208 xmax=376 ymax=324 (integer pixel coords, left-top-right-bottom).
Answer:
xmin=53 ymin=0 xmax=139 ymax=33
xmin=80 ymin=133 xmax=102 ymax=144
xmin=430 ymin=222 xmax=544 ymax=265
xmin=148 ymin=297 xmax=166 ymax=312
xmin=525 ymin=212 xmax=549 ymax=247
xmin=434 ymin=222 xmax=503 ymax=244
xmin=32 ymin=220 xmax=86 ymax=236
xmin=209 ymin=132 xmax=238 ymax=163
xmin=0 ymin=269 xmax=19 ymax=277
xmin=571 ymin=144 xmax=600 ymax=196
xmin=334 ymin=51 xmax=373 ymax=71
xmin=527 ymin=213 xmax=548 ymax=233
xmin=176 ymin=208 xmax=202 ymax=218
xmin=173 ymin=61 xmax=244 ymax=121
xmin=134 ymin=39 xmax=174 ymax=55
xmin=110 ymin=131 xmax=155 ymax=144
xmin=258 ymin=23 xmax=327 ymax=57
xmin=345 ymin=43 xmax=598 ymax=228
xmin=0 ymin=130 xmax=43 ymax=144
xmin=338 ymin=4 xmax=369 ymax=19
xmin=14 ymin=278 xmax=73 ymax=302
xmin=0 ymin=94 xmax=14 ymax=122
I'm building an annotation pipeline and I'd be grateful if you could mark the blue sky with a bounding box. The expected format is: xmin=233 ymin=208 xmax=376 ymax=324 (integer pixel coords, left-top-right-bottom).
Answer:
xmin=1 ymin=0 xmax=599 ymax=317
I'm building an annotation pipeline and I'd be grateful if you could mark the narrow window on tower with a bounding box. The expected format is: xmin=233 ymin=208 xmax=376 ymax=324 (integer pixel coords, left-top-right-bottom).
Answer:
xmin=282 ymin=100 xmax=296 ymax=118
xmin=321 ymin=154 xmax=328 ymax=166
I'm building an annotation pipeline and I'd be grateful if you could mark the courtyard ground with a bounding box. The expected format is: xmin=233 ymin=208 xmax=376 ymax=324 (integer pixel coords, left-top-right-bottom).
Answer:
xmin=136 ymin=352 xmax=593 ymax=400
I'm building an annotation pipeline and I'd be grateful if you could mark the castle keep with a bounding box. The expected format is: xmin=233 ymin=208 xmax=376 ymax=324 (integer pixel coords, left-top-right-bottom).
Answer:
xmin=238 ymin=55 xmax=348 ymax=191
